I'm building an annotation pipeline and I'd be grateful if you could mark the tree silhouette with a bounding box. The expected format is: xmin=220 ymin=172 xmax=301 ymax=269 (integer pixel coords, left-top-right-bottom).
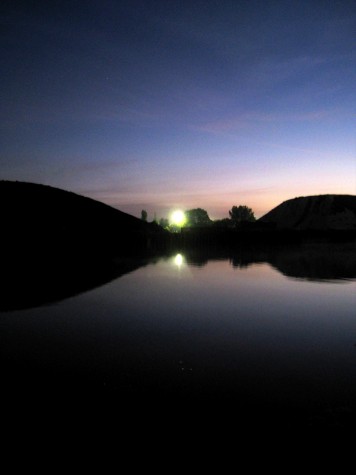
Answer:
xmin=229 ymin=205 xmax=256 ymax=226
xmin=185 ymin=208 xmax=212 ymax=227
xmin=141 ymin=209 xmax=147 ymax=221
xmin=159 ymin=217 xmax=169 ymax=229
xmin=212 ymin=218 xmax=232 ymax=228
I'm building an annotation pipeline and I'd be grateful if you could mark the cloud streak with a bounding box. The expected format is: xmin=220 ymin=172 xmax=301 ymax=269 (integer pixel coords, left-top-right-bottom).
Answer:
xmin=195 ymin=108 xmax=341 ymax=134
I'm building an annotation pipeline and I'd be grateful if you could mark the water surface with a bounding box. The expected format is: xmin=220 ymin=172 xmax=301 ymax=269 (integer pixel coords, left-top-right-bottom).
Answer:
xmin=1 ymin=245 xmax=356 ymax=428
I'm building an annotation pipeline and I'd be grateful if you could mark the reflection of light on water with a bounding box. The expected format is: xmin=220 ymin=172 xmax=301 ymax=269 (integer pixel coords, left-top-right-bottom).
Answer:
xmin=174 ymin=254 xmax=184 ymax=267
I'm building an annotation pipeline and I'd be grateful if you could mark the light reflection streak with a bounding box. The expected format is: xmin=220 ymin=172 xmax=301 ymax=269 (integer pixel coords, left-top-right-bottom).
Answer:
xmin=174 ymin=253 xmax=184 ymax=267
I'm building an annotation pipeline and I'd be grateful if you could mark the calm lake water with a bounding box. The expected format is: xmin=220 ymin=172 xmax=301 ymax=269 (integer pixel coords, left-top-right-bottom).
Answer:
xmin=1 ymin=244 xmax=356 ymax=428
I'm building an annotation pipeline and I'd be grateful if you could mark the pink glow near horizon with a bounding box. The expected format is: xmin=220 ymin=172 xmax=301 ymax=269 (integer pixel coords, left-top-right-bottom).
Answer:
xmin=1 ymin=1 xmax=355 ymax=217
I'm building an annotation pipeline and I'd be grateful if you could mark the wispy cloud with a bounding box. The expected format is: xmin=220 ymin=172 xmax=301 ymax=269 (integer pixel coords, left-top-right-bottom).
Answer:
xmin=195 ymin=108 xmax=340 ymax=135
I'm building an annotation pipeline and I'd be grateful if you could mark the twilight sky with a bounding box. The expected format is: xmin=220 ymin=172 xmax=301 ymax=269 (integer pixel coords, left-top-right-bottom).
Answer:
xmin=1 ymin=0 xmax=355 ymax=219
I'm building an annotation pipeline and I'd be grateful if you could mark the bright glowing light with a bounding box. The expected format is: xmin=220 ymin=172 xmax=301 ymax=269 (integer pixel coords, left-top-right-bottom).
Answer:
xmin=174 ymin=254 xmax=184 ymax=267
xmin=170 ymin=210 xmax=186 ymax=226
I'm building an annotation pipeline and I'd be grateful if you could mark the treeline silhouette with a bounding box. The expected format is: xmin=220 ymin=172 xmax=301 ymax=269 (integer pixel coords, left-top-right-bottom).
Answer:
xmin=1 ymin=182 xmax=355 ymax=265
xmin=153 ymin=196 xmax=356 ymax=245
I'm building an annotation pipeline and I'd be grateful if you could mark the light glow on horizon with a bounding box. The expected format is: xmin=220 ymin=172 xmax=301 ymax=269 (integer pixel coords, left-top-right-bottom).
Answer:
xmin=170 ymin=210 xmax=186 ymax=227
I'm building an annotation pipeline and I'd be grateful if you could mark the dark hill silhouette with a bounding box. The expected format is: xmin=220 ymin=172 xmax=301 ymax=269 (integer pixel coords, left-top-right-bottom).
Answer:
xmin=258 ymin=194 xmax=356 ymax=230
xmin=0 ymin=180 xmax=166 ymax=257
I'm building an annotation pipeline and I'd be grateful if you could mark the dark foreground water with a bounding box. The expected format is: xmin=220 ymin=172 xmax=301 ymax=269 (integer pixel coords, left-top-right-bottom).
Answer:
xmin=1 ymin=243 xmax=356 ymax=430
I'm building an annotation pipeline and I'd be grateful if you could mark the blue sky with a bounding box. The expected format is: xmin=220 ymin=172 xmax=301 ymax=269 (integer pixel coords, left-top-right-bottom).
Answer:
xmin=1 ymin=0 xmax=355 ymax=219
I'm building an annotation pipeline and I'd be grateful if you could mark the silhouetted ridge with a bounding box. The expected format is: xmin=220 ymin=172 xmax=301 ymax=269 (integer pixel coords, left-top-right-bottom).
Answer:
xmin=259 ymin=194 xmax=356 ymax=230
xmin=0 ymin=180 xmax=166 ymax=257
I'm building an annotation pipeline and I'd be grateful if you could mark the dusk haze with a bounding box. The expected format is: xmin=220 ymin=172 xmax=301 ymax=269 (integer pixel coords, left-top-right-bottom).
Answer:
xmin=1 ymin=0 xmax=355 ymax=219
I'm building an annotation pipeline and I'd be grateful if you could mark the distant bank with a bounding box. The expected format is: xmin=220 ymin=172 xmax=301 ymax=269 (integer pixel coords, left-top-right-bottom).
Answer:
xmin=259 ymin=194 xmax=356 ymax=230
xmin=179 ymin=194 xmax=356 ymax=248
xmin=1 ymin=182 xmax=355 ymax=259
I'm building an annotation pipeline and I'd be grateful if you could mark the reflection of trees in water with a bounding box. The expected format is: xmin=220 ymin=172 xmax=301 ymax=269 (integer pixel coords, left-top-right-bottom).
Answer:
xmin=3 ymin=243 xmax=354 ymax=311
xmin=233 ymin=243 xmax=356 ymax=281
xmin=269 ymin=244 xmax=356 ymax=281
xmin=229 ymin=254 xmax=262 ymax=269
xmin=183 ymin=251 xmax=210 ymax=267
xmin=185 ymin=243 xmax=356 ymax=280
